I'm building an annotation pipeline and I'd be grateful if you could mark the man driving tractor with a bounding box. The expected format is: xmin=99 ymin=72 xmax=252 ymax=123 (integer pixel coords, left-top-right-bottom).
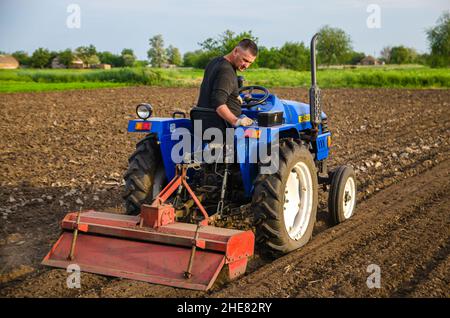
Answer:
xmin=43 ymin=34 xmax=357 ymax=290
xmin=195 ymin=38 xmax=258 ymax=132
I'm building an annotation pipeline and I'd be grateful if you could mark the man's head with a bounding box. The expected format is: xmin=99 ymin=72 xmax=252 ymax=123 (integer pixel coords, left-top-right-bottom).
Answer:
xmin=227 ymin=38 xmax=258 ymax=71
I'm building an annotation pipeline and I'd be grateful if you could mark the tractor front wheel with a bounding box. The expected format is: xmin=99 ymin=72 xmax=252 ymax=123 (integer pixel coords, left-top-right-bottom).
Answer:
xmin=122 ymin=135 xmax=166 ymax=215
xmin=328 ymin=165 xmax=357 ymax=225
xmin=252 ymin=139 xmax=318 ymax=258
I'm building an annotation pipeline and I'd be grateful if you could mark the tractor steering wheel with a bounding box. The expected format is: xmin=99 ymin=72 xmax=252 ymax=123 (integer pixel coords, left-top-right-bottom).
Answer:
xmin=239 ymin=85 xmax=270 ymax=108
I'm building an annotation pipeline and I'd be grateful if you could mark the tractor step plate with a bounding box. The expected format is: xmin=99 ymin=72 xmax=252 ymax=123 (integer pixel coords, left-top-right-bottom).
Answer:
xmin=42 ymin=210 xmax=254 ymax=291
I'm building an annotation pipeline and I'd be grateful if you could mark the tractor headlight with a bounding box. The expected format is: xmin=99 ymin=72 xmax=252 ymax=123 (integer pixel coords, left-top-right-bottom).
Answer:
xmin=136 ymin=103 xmax=153 ymax=120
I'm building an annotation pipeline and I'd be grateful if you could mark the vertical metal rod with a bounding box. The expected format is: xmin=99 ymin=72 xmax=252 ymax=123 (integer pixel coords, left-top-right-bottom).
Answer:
xmin=310 ymin=33 xmax=319 ymax=87
xmin=309 ymin=33 xmax=322 ymax=133
xmin=172 ymin=183 xmax=184 ymax=208
xmin=68 ymin=209 xmax=82 ymax=261
xmin=216 ymin=163 xmax=229 ymax=217
xmin=184 ymin=223 xmax=201 ymax=279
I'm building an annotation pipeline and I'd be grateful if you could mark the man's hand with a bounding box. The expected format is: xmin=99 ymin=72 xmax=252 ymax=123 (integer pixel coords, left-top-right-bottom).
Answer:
xmin=216 ymin=104 xmax=253 ymax=127
xmin=234 ymin=115 xmax=253 ymax=127
xmin=237 ymin=94 xmax=253 ymax=105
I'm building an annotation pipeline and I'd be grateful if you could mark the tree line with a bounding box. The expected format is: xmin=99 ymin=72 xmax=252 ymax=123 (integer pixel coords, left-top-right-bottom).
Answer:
xmin=150 ymin=11 xmax=449 ymax=69
xmin=3 ymin=11 xmax=448 ymax=69
xmin=7 ymin=45 xmax=142 ymax=69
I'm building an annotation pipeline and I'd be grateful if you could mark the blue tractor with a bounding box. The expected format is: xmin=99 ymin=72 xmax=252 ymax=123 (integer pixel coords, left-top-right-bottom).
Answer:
xmin=123 ymin=34 xmax=357 ymax=258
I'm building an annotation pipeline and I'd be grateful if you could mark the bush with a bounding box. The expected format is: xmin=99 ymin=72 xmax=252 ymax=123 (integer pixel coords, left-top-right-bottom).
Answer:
xmin=10 ymin=68 xmax=163 ymax=85
xmin=30 ymin=48 xmax=51 ymax=69
xmin=389 ymin=46 xmax=418 ymax=64
xmin=12 ymin=51 xmax=31 ymax=66
xmin=278 ymin=42 xmax=310 ymax=71
xmin=2 ymin=66 xmax=449 ymax=90
xmin=426 ymin=11 xmax=450 ymax=67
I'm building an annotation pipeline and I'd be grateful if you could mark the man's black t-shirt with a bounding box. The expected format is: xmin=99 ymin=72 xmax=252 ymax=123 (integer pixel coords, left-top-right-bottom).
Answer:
xmin=196 ymin=56 xmax=241 ymax=117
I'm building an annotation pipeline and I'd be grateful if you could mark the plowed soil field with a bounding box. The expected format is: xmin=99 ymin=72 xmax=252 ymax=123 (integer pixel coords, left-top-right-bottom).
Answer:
xmin=0 ymin=87 xmax=449 ymax=297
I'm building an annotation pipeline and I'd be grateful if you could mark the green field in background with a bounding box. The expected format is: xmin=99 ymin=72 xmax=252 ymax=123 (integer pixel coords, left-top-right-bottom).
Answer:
xmin=0 ymin=81 xmax=127 ymax=93
xmin=0 ymin=65 xmax=449 ymax=93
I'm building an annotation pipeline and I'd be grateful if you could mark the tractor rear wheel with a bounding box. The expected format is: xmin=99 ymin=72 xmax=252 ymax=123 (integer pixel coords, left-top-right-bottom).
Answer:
xmin=122 ymin=134 xmax=166 ymax=215
xmin=252 ymin=139 xmax=318 ymax=258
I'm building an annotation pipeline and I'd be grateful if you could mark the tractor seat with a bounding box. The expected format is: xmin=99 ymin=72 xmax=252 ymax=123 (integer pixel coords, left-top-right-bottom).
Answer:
xmin=190 ymin=107 xmax=230 ymax=138
xmin=189 ymin=107 xmax=232 ymax=160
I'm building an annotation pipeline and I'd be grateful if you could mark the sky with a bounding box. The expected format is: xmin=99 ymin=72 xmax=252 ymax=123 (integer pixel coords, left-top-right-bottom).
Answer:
xmin=0 ymin=0 xmax=449 ymax=59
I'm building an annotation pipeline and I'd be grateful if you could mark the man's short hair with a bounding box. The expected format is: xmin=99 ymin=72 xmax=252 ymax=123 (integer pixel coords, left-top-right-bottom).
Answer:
xmin=238 ymin=38 xmax=258 ymax=56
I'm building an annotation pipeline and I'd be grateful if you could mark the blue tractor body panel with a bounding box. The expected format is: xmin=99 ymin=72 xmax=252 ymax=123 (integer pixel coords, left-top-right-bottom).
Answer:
xmin=127 ymin=94 xmax=331 ymax=197
xmin=128 ymin=117 xmax=192 ymax=183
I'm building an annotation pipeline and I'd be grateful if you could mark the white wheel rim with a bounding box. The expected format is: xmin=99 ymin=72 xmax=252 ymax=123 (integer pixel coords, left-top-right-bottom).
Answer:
xmin=342 ymin=176 xmax=356 ymax=219
xmin=283 ymin=162 xmax=313 ymax=240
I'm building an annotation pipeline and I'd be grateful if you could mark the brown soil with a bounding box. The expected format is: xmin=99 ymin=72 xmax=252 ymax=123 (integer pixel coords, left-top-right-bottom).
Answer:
xmin=0 ymin=87 xmax=449 ymax=297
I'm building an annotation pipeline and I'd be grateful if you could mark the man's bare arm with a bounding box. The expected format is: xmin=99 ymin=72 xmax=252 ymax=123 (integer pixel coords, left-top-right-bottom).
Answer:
xmin=216 ymin=104 xmax=238 ymax=126
xmin=216 ymin=105 xmax=253 ymax=127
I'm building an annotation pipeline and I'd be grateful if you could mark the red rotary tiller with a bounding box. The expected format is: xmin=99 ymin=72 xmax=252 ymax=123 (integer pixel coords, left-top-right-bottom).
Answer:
xmin=42 ymin=163 xmax=254 ymax=291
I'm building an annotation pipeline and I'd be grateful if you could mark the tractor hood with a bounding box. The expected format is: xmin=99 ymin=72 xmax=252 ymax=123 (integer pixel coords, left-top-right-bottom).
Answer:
xmin=281 ymin=99 xmax=327 ymax=125
xmin=243 ymin=94 xmax=327 ymax=125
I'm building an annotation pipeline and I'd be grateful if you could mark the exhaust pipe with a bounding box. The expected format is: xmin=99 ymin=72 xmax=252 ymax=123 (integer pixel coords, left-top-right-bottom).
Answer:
xmin=309 ymin=33 xmax=321 ymax=136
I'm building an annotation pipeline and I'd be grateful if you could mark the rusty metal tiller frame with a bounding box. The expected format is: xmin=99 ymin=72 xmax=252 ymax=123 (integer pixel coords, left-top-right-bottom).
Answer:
xmin=42 ymin=163 xmax=254 ymax=291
